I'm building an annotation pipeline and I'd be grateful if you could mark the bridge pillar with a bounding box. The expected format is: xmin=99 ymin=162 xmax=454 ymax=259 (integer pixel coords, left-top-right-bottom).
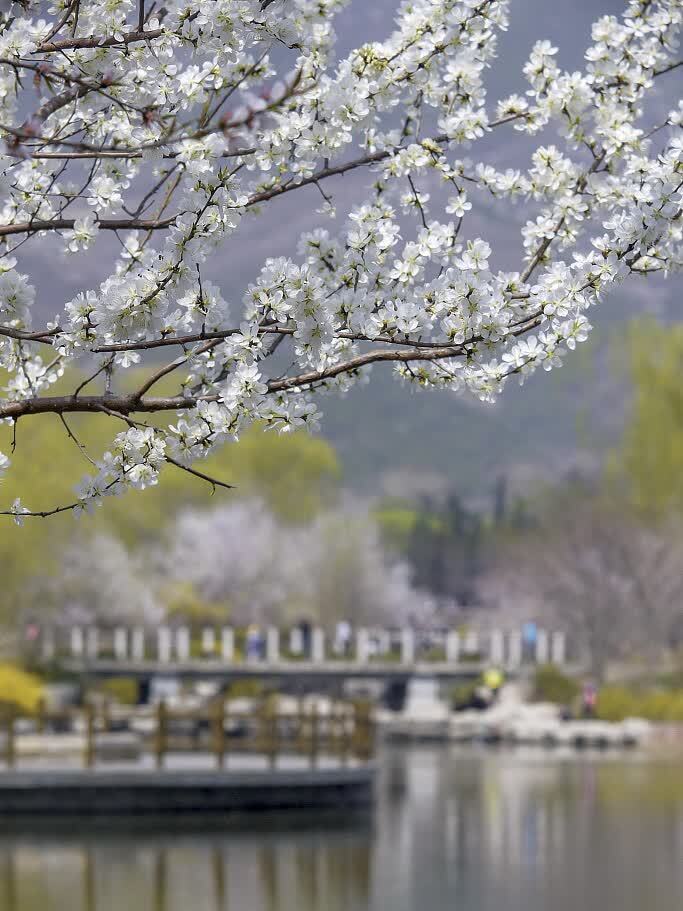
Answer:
xmin=267 ymin=627 xmax=280 ymax=663
xmin=158 ymin=627 xmax=172 ymax=663
xmin=508 ymin=630 xmax=522 ymax=669
xmin=132 ymin=628 xmax=145 ymax=661
xmin=201 ymin=628 xmax=216 ymax=655
xmin=70 ymin=627 xmax=84 ymax=658
xmin=114 ymin=628 xmax=128 ymax=661
xmin=400 ymin=629 xmax=414 ymax=665
xmin=311 ymin=628 xmax=325 ymax=663
xmin=446 ymin=631 xmax=460 ymax=664
xmin=551 ymin=630 xmax=566 ymax=665
xmin=356 ymin=628 xmax=369 ymax=664
xmin=176 ymin=627 xmax=190 ymax=661
xmin=221 ymin=628 xmax=234 ymax=662
xmin=86 ymin=627 xmax=99 ymax=660
xmin=535 ymin=628 xmax=549 ymax=664
xmin=490 ymin=629 xmax=504 ymax=666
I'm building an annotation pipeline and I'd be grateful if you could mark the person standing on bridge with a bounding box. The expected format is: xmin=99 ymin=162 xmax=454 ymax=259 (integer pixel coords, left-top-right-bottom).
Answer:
xmin=246 ymin=624 xmax=262 ymax=663
xmin=334 ymin=620 xmax=352 ymax=657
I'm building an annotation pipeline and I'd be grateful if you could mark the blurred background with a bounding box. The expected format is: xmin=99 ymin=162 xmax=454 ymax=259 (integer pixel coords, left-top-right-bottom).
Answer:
xmin=1 ymin=0 xmax=683 ymax=909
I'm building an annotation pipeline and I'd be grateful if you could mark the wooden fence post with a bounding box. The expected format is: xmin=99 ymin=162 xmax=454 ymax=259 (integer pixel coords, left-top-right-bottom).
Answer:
xmin=212 ymin=699 xmax=225 ymax=769
xmin=265 ymin=699 xmax=278 ymax=769
xmin=84 ymin=702 xmax=95 ymax=768
xmin=353 ymin=701 xmax=373 ymax=762
xmin=336 ymin=701 xmax=349 ymax=765
xmin=155 ymin=700 xmax=167 ymax=769
xmin=4 ymin=707 xmax=15 ymax=769
xmin=296 ymin=696 xmax=307 ymax=757
xmin=309 ymin=703 xmax=318 ymax=768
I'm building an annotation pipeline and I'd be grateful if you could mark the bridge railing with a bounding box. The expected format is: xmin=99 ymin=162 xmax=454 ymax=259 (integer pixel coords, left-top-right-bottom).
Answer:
xmin=31 ymin=624 xmax=571 ymax=669
xmin=0 ymin=697 xmax=375 ymax=771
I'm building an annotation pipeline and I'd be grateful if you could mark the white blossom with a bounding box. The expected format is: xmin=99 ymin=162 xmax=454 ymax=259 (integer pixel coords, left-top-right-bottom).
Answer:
xmin=0 ymin=0 xmax=678 ymax=519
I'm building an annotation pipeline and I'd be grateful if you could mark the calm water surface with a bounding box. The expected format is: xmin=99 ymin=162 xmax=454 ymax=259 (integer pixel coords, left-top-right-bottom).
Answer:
xmin=2 ymin=746 xmax=683 ymax=911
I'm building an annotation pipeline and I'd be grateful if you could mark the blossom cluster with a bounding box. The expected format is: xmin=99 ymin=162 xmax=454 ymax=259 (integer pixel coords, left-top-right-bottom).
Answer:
xmin=0 ymin=0 xmax=680 ymax=517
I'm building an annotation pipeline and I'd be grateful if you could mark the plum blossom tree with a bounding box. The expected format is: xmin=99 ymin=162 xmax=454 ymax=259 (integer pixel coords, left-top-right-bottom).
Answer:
xmin=0 ymin=0 xmax=680 ymax=519
xmin=162 ymin=498 xmax=430 ymax=625
xmin=484 ymin=498 xmax=683 ymax=680
xmin=29 ymin=531 xmax=161 ymax=624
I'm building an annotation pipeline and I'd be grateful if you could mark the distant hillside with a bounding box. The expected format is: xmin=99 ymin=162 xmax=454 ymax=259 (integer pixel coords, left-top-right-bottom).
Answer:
xmin=319 ymin=306 xmax=652 ymax=502
xmin=321 ymin=359 xmax=612 ymax=502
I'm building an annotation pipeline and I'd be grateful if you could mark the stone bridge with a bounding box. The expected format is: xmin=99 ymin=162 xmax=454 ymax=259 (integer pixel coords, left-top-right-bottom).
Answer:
xmin=34 ymin=624 xmax=575 ymax=684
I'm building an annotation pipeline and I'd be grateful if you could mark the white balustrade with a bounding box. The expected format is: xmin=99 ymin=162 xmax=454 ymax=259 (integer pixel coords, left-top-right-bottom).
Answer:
xmin=508 ymin=630 xmax=522 ymax=669
xmin=356 ymin=628 xmax=369 ymax=664
xmin=463 ymin=631 xmax=478 ymax=656
xmin=267 ymin=627 xmax=280 ymax=663
xmin=86 ymin=627 xmax=99 ymax=659
xmin=489 ymin=629 xmax=505 ymax=666
xmin=289 ymin=627 xmax=303 ymax=656
xmin=70 ymin=627 xmax=84 ymax=657
xmin=158 ymin=627 xmax=172 ymax=663
xmin=311 ymin=628 xmax=325 ymax=664
xmin=176 ymin=627 xmax=190 ymax=661
xmin=132 ymin=627 xmax=145 ymax=661
xmin=535 ymin=628 xmax=549 ymax=664
xmin=52 ymin=623 xmax=570 ymax=670
xmin=446 ymin=630 xmax=460 ymax=664
xmin=401 ymin=628 xmax=415 ymax=665
xmin=114 ymin=628 xmax=128 ymax=661
xmin=201 ymin=627 xmax=216 ymax=655
xmin=221 ymin=627 xmax=234 ymax=662
xmin=551 ymin=630 xmax=566 ymax=665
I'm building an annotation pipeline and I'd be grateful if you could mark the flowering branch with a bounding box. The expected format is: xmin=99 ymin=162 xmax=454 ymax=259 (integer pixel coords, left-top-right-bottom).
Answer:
xmin=0 ymin=0 xmax=680 ymax=519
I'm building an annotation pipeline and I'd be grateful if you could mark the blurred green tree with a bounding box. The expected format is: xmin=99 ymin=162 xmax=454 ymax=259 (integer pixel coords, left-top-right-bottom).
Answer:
xmin=611 ymin=319 xmax=683 ymax=520
xmin=0 ymin=375 xmax=340 ymax=623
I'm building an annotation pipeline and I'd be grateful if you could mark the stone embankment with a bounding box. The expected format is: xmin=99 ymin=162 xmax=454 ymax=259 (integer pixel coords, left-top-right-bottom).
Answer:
xmin=377 ymin=686 xmax=654 ymax=749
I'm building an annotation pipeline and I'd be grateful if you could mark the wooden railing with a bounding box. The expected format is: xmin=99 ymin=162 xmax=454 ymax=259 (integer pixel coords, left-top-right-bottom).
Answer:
xmin=0 ymin=698 xmax=375 ymax=771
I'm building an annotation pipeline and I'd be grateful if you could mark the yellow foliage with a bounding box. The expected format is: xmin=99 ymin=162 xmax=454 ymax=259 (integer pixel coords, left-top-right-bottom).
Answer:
xmin=596 ymin=685 xmax=683 ymax=722
xmin=0 ymin=663 xmax=44 ymax=713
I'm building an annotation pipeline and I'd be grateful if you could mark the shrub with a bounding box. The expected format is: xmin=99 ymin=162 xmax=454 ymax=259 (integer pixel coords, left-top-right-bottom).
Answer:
xmin=450 ymin=681 xmax=479 ymax=710
xmin=596 ymin=686 xmax=683 ymax=722
xmin=99 ymin=678 xmax=139 ymax=706
xmin=0 ymin=663 xmax=44 ymax=714
xmin=533 ymin=664 xmax=580 ymax=705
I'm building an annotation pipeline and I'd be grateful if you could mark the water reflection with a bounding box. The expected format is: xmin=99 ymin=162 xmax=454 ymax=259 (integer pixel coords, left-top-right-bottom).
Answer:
xmin=2 ymin=747 xmax=683 ymax=911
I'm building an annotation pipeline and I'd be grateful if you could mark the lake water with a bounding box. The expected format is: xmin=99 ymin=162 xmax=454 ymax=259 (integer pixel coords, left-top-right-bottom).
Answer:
xmin=2 ymin=745 xmax=683 ymax=911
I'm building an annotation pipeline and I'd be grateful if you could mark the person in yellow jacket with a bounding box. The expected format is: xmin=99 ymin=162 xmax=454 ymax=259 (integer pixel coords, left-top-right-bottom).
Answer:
xmin=482 ymin=667 xmax=504 ymax=701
